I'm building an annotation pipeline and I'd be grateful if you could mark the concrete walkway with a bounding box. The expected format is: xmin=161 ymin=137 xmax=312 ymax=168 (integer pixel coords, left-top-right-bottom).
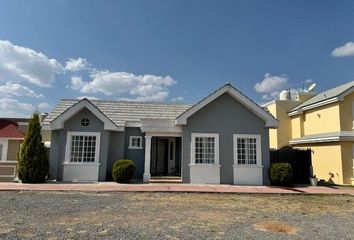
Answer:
xmin=0 ymin=182 xmax=353 ymax=195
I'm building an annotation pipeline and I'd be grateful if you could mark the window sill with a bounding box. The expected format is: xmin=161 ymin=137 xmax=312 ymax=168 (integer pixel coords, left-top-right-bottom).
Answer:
xmin=63 ymin=162 xmax=101 ymax=166
xmin=232 ymin=165 xmax=263 ymax=168
xmin=128 ymin=147 xmax=143 ymax=150
xmin=0 ymin=160 xmax=17 ymax=164
xmin=189 ymin=164 xmax=221 ymax=167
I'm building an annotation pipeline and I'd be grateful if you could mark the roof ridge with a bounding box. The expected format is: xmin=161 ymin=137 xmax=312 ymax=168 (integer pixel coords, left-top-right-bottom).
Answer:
xmin=60 ymin=98 xmax=194 ymax=105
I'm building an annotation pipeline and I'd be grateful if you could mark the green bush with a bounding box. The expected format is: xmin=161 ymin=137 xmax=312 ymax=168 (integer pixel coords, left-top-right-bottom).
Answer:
xmin=17 ymin=112 xmax=49 ymax=183
xmin=112 ymin=159 xmax=136 ymax=183
xmin=269 ymin=163 xmax=293 ymax=186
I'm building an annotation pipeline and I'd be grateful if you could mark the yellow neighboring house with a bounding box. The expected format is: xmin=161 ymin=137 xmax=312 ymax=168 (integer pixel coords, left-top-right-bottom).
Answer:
xmin=264 ymin=81 xmax=354 ymax=185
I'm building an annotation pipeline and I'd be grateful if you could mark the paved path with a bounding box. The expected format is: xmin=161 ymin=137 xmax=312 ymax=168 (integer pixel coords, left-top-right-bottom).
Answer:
xmin=0 ymin=182 xmax=353 ymax=195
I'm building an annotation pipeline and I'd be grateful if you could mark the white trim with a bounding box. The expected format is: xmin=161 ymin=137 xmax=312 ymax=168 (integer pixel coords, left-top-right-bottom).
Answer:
xmin=289 ymin=131 xmax=354 ymax=145
xmin=141 ymin=119 xmax=182 ymax=133
xmin=143 ymin=135 xmax=152 ymax=182
xmin=0 ymin=137 xmax=23 ymax=140
xmin=50 ymin=99 xmax=120 ymax=131
xmin=289 ymin=136 xmax=340 ymax=144
xmin=0 ymin=139 xmax=9 ymax=161
xmin=233 ymin=134 xmax=262 ymax=166
xmin=128 ymin=136 xmax=143 ymax=149
xmin=64 ymin=131 xmax=101 ymax=164
xmin=175 ymin=84 xmax=278 ymax=128
xmin=261 ymin=100 xmax=276 ymax=107
xmin=145 ymin=132 xmax=182 ymax=137
xmin=125 ymin=121 xmax=142 ymax=128
xmin=191 ymin=133 xmax=219 ymax=165
xmin=63 ymin=162 xmax=101 ymax=166
xmin=288 ymin=97 xmax=339 ymax=116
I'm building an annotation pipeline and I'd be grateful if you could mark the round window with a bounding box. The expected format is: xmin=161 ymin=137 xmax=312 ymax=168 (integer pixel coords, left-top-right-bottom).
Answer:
xmin=81 ymin=118 xmax=90 ymax=126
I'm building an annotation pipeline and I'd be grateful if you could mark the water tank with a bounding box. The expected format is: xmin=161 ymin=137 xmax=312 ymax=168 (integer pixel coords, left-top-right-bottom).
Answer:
xmin=279 ymin=90 xmax=291 ymax=100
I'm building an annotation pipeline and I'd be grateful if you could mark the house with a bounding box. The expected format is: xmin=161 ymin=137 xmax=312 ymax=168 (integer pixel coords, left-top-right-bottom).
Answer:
xmin=0 ymin=118 xmax=28 ymax=181
xmin=264 ymin=81 xmax=354 ymax=185
xmin=42 ymin=83 xmax=278 ymax=185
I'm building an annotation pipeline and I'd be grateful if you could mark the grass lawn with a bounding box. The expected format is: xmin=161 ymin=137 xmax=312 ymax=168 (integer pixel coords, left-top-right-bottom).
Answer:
xmin=0 ymin=191 xmax=353 ymax=239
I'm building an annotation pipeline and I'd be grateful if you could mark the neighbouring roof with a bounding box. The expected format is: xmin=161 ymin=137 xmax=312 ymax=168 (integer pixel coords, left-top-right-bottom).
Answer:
xmin=0 ymin=120 xmax=24 ymax=139
xmin=289 ymin=81 xmax=354 ymax=114
xmin=43 ymin=99 xmax=193 ymax=127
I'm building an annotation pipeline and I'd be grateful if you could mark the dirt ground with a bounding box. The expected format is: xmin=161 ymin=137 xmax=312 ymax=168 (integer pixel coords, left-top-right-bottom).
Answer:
xmin=0 ymin=191 xmax=353 ymax=239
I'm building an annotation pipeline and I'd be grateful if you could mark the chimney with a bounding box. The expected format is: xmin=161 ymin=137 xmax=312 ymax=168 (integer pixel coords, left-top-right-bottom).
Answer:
xmin=40 ymin=112 xmax=48 ymax=123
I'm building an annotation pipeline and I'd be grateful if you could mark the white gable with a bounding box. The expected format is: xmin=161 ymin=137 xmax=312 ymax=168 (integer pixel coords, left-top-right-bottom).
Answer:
xmin=50 ymin=99 xmax=121 ymax=131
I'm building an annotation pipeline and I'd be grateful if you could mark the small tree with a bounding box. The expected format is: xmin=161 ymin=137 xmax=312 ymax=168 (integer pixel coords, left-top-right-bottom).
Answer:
xmin=17 ymin=112 xmax=49 ymax=183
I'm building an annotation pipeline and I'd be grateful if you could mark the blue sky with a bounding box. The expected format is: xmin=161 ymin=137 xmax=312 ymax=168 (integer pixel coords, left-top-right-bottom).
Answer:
xmin=1 ymin=0 xmax=354 ymax=117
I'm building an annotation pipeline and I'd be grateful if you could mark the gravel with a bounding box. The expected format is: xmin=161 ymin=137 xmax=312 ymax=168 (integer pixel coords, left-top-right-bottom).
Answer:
xmin=0 ymin=191 xmax=353 ymax=239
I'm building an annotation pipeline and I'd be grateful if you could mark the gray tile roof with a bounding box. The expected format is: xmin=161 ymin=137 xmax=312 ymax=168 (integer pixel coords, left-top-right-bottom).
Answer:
xmin=289 ymin=81 xmax=354 ymax=112
xmin=43 ymin=99 xmax=193 ymax=127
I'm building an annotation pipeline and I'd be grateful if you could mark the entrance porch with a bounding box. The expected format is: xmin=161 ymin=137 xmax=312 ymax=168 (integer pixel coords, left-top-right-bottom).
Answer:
xmin=143 ymin=134 xmax=182 ymax=183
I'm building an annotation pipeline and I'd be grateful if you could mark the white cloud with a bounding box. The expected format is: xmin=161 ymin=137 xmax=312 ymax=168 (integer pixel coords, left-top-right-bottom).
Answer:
xmin=70 ymin=76 xmax=86 ymax=90
xmin=261 ymin=91 xmax=280 ymax=100
xmin=0 ymin=82 xmax=43 ymax=98
xmin=65 ymin=57 xmax=89 ymax=72
xmin=305 ymin=79 xmax=313 ymax=84
xmin=0 ymin=98 xmax=34 ymax=117
xmin=254 ymin=73 xmax=289 ymax=93
xmin=132 ymin=91 xmax=169 ymax=102
xmin=172 ymin=96 xmax=184 ymax=101
xmin=77 ymin=96 xmax=100 ymax=100
xmin=331 ymin=42 xmax=354 ymax=57
xmin=254 ymin=73 xmax=291 ymax=101
xmin=0 ymin=40 xmax=64 ymax=87
xmin=38 ymin=102 xmax=51 ymax=111
xmin=71 ymin=70 xmax=176 ymax=102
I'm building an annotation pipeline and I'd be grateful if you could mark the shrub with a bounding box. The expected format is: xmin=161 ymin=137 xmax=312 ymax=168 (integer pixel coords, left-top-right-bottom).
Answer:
xmin=269 ymin=162 xmax=293 ymax=186
xmin=17 ymin=112 xmax=49 ymax=183
xmin=112 ymin=159 xmax=136 ymax=183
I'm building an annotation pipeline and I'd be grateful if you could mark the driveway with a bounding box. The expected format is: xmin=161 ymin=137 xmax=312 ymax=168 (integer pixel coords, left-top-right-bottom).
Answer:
xmin=0 ymin=191 xmax=353 ymax=239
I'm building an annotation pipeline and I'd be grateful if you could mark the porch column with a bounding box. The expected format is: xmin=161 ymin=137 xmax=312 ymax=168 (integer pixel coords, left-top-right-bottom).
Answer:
xmin=143 ymin=135 xmax=152 ymax=182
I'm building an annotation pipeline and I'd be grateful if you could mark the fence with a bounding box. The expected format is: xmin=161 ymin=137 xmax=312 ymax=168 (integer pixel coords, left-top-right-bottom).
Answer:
xmin=270 ymin=146 xmax=312 ymax=184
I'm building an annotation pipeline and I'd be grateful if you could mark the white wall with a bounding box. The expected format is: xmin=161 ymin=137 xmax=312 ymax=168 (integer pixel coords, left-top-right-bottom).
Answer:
xmin=63 ymin=163 xmax=100 ymax=182
xmin=233 ymin=165 xmax=263 ymax=185
xmin=190 ymin=164 xmax=220 ymax=184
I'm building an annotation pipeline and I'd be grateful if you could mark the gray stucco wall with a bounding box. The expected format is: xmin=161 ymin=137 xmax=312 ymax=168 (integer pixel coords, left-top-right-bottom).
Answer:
xmin=123 ymin=127 xmax=145 ymax=179
xmin=49 ymin=108 xmax=110 ymax=181
xmin=107 ymin=131 xmax=125 ymax=180
xmin=182 ymin=93 xmax=270 ymax=184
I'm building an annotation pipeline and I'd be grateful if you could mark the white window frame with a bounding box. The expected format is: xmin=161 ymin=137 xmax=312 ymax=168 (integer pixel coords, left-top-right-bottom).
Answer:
xmin=64 ymin=131 xmax=101 ymax=164
xmin=129 ymin=136 xmax=143 ymax=149
xmin=191 ymin=133 xmax=219 ymax=165
xmin=233 ymin=134 xmax=262 ymax=166
xmin=0 ymin=139 xmax=9 ymax=161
